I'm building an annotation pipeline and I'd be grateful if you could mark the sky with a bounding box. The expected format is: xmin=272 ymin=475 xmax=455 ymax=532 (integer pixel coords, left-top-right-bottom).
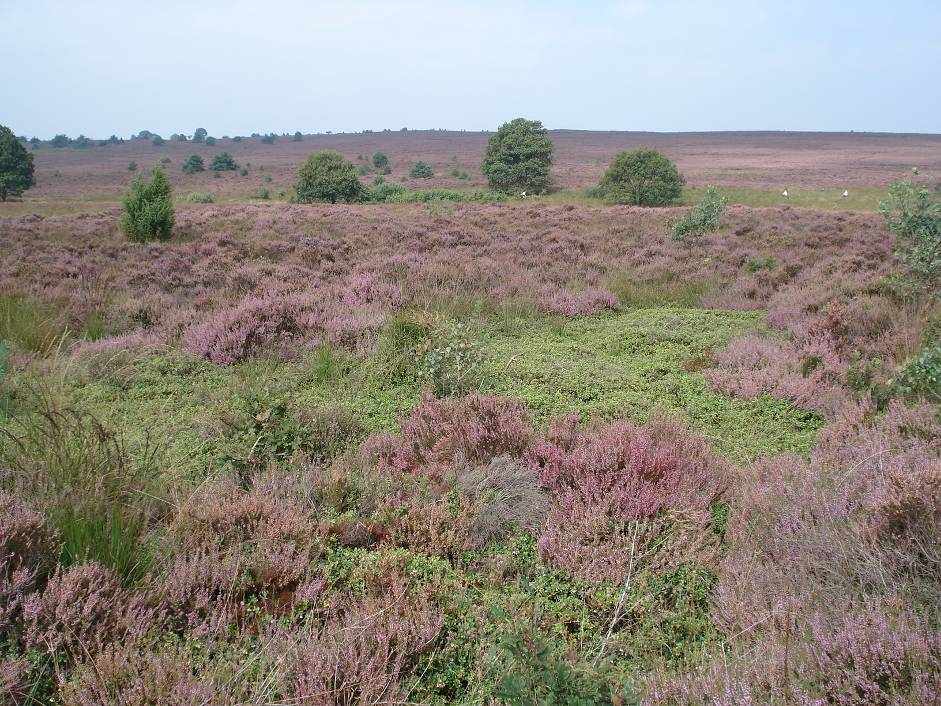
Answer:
xmin=2 ymin=0 xmax=940 ymax=138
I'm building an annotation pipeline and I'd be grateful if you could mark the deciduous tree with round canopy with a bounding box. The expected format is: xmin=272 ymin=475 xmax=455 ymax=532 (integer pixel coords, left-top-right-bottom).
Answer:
xmin=482 ymin=118 xmax=554 ymax=193
xmin=295 ymin=150 xmax=364 ymax=204
xmin=0 ymin=125 xmax=35 ymax=201
xmin=600 ymin=148 xmax=685 ymax=206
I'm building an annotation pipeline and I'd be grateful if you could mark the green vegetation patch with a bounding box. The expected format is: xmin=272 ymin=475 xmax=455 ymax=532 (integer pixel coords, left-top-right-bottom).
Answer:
xmin=44 ymin=307 xmax=819 ymax=482
xmin=483 ymin=308 xmax=821 ymax=462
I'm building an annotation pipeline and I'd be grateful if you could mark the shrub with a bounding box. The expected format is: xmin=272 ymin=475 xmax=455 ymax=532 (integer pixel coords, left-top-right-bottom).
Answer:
xmin=295 ymin=150 xmax=364 ymax=204
xmin=0 ymin=124 xmax=35 ymax=200
xmin=159 ymin=156 xmax=171 ymax=165
xmin=538 ymin=286 xmax=620 ymax=317
xmin=413 ymin=319 xmax=487 ymax=396
xmin=531 ymin=415 xmax=730 ymax=584
xmin=23 ymin=561 xmax=154 ymax=660
xmin=182 ymin=292 xmax=319 ymax=365
xmin=72 ymin=135 xmax=92 ymax=149
xmin=181 ymin=154 xmax=204 ymax=174
xmin=368 ymin=393 xmax=532 ymax=478
xmin=150 ymin=135 xmax=164 ymax=146
xmin=410 ymin=160 xmax=434 ymax=179
xmin=126 ymin=160 xmax=137 ymax=172
xmin=182 ymin=192 xmax=214 ymax=203
xmin=261 ymin=133 xmax=276 ymax=144
xmin=805 ymin=601 xmax=941 ymax=705
xmin=482 ymin=117 xmax=554 ymax=193
xmin=60 ymin=645 xmax=216 ymax=706
xmin=169 ymin=480 xmax=321 ymax=596
xmin=50 ymin=134 xmax=70 ymax=148
xmin=290 ymin=578 xmax=442 ymax=705
xmin=600 ymin=148 xmax=685 ymax=206
xmin=233 ymin=135 xmax=242 ymax=142
xmin=381 ymin=164 xmax=391 ymax=175
xmin=293 ymin=131 xmax=303 ymax=141
xmin=204 ymin=136 xmax=216 ymax=146
xmin=670 ymin=186 xmax=727 ymax=240
xmin=880 ymin=177 xmax=941 ymax=294
xmin=367 ymin=181 xmax=406 ymax=202
xmin=1 ymin=493 xmax=58 ymax=634
xmin=383 ymin=188 xmax=505 ymax=203
xmin=893 ymin=343 xmax=941 ymax=403
xmin=255 ymin=187 xmax=270 ymax=200
xmin=121 ymin=167 xmax=175 ymax=242
xmin=372 ymin=151 xmax=389 ymax=169
xmin=490 ymin=613 xmax=619 ymax=705
xmin=209 ymin=152 xmax=238 ymax=171
xmin=704 ymin=334 xmax=847 ymax=416
xmin=357 ymin=164 xmax=370 ymax=176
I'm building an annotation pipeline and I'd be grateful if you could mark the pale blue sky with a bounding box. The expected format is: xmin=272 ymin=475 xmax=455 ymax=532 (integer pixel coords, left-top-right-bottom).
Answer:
xmin=2 ymin=0 xmax=939 ymax=138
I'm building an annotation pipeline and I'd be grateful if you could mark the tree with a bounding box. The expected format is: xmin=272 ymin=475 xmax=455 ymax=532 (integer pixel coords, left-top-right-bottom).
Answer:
xmin=600 ymin=148 xmax=684 ymax=206
xmin=50 ymin=134 xmax=70 ymax=148
xmin=372 ymin=152 xmax=389 ymax=169
xmin=121 ymin=167 xmax=175 ymax=242
xmin=151 ymin=135 xmax=165 ymax=146
xmin=182 ymin=154 xmax=205 ymax=174
xmin=0 ymin=125 xmax=35 ymax=200
xmin=209 ymin=152 xmax=239 ymax=171
xmin=293 ymin=131 xmax=303 ymax=142
xmin=482 ymin=118 xmax=554 ymax=193
xmin=73 ymin=135 xmax=92 ymax=149
xmin=295 ymin=150 xmax=364 ymax=203
xmin=192 ymin=127 xmax=208 ymax=143
xmin=410 ymin=161 xmax=433 ymax=178
xmin=261 ymin=133 xmax=276 ymax=144
xmin=204 ymin=136 xmax=216 ymax=146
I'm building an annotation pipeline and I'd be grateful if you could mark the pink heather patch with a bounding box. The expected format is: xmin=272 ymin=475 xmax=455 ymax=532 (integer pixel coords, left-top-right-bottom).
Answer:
xmin=366 ymin=392 xmax=532 ymax=477
xmin=182 ymin=291 xmax=322 ymax=365
xmin=538 ymin=286 xmax=620 ymax=317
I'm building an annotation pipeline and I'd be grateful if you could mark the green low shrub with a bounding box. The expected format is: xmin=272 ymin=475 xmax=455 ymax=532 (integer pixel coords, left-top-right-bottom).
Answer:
xmin=382 ymin=188 xmax=506 ymax=204
xmin=671 ymin=186 xmax=727 ymax=240
xmin=893 ymin=344 xmax=941 ymax=403
xmin=880 ymin=175 xmax=941 ymax=294
xmin=210 ymin=152 xmax=239 ymax=171
xmin=366 ymin=181 xmax=407 ymax=201
xmin=410 ymin=161 xmax=434 ymax=178
xmin=182 ymin=192 xmax=214 ymax=203
xmin=181 ymin=154 xmax=204 ymax=174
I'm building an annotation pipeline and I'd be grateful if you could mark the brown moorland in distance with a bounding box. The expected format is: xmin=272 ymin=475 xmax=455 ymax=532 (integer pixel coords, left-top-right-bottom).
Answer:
xmin=18 ymin=129 xmax=941 ymax=199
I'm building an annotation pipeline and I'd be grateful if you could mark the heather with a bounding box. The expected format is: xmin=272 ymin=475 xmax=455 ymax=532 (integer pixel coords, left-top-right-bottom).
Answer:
xmin=1 ymin=191 xmax=939 ymax=703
